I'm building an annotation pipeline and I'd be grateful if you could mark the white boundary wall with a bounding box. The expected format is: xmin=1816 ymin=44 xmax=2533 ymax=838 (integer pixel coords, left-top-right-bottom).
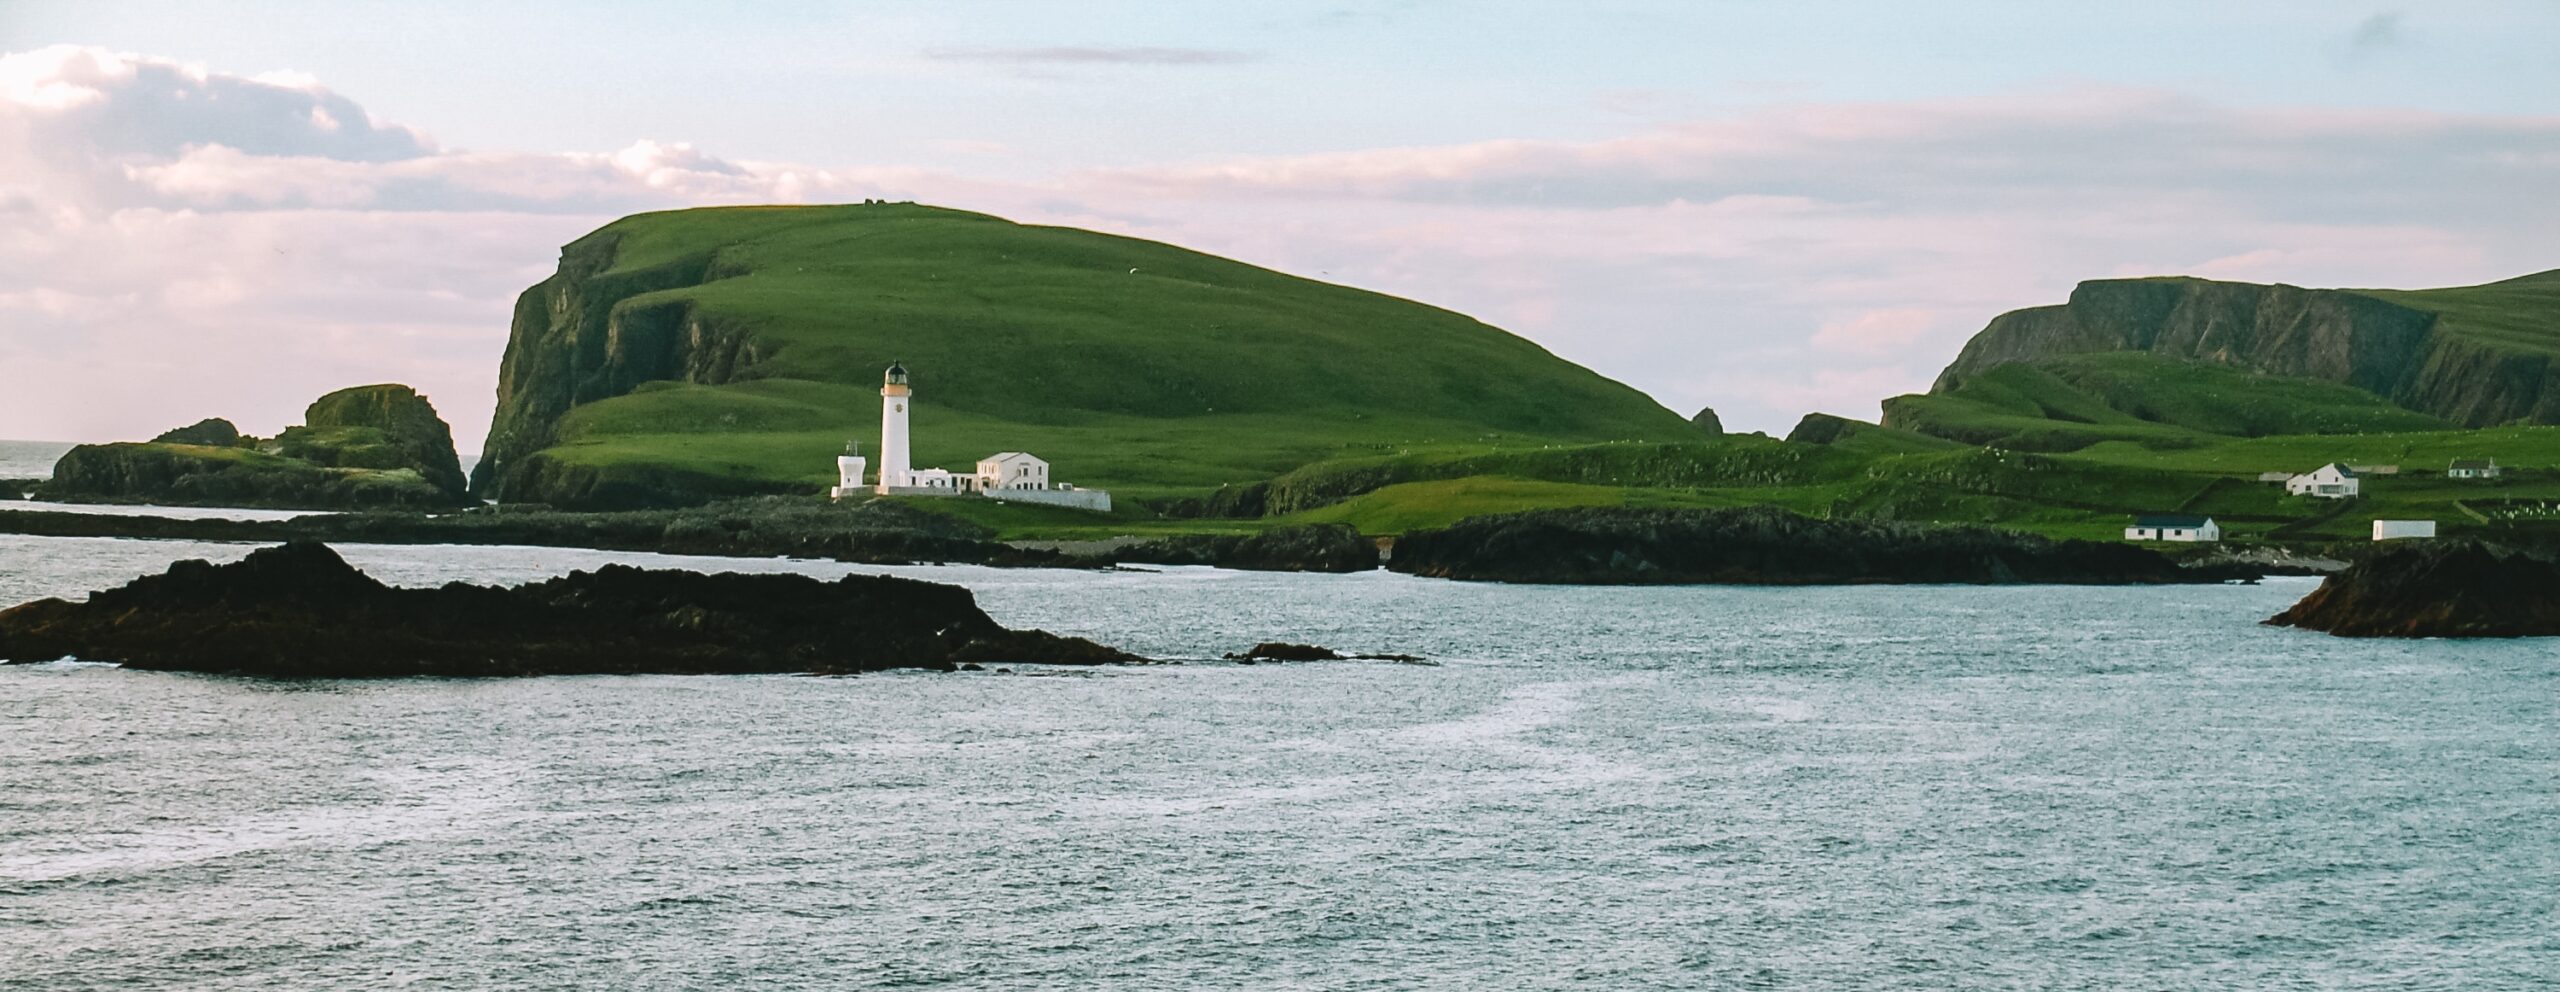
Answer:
xmin=985 ymin=488 xmax=1112 ymax=512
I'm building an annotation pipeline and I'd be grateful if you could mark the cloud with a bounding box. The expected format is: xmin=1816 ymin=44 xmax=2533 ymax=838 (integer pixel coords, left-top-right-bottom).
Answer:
xmin=2341 ymin=11 xmax=2409 ymax=63
xmin=920 ymin=46 xmax=1259 ymax=66
xmin=3 ymin=45 xmax=2555 ymax=450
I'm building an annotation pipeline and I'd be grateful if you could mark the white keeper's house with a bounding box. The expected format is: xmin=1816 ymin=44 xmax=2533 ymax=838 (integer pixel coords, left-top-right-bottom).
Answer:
xmin=2125 ymin=514 xmax=2220 ymax=543
xmin=2286 ymin=463 xmax=2360 ymax=499
xmin=828 ymin=362 xmax=1111 ymax=512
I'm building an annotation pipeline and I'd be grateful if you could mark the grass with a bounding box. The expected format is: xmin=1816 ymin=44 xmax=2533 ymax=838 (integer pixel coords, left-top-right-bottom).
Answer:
xmin=1881 ymin=353 xmax=2449 ymax=451
xmin=490 ymin=209 xmax=2560 ymax=550
xmin=2362 ymin=269 xmax=2560 ymax=354
xmin=495 ymin=203 xmax=1698 ymax=503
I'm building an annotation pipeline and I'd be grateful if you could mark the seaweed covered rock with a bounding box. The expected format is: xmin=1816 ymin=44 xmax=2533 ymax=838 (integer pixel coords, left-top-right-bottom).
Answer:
xmin=0 ymin=542 xmax=1135 ymax=677
xmin=2265 ymin=540 xmax=2560 ymax=637
xmin=1226 ymin=642 xmax=1343 ymax=662
xmin=1117 ymin=523 xmax=1378 ymax=573
xmin=1389 ymin=505 xmax=2210 ymax=585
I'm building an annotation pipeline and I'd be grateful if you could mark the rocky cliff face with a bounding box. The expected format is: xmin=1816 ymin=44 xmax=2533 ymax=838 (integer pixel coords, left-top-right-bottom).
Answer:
xmin=288 ymin=384 xmax=470 ymax=499
xmin=1925 ymin=277 xmax=2557 ymax=427
xmin=471 ymin=232 xmax=764 ymax=500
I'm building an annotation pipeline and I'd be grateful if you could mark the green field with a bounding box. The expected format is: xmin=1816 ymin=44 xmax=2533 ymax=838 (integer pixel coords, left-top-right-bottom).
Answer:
xmin=1881 ymin=352 xmax=2451 ymax=451
xmin=485 ymin=205 xmax=2560 ymax=548
xmin=488 ymin=204 xmax=1699 ymax=504
xmin=2363 ymin=269 xmax=2560 ymax=354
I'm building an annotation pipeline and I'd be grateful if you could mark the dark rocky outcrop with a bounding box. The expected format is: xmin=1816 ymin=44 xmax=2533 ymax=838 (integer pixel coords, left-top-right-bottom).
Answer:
xmin=0 ymin=497 xmax=1057 ymax=566
xmin=0 ymin=542 xmax=1135 ymax=677
xmin=1690 ymin=407 xmax=1723 ymax=434
xmin=39 ymin=443 xmax=458 ymax=510
xmin=1388 ymin=505 xmax=2220 ymax=585
xmin=1115 ymin=523 xmax=1379 ymax=572
xmin=2265 ymin=540 xmax=2560 ymax=637
xmin=1785 ymin=413 xmax=1860 ymax=445
xmin=1922 ymin=275 xmax=2560 ymax=428
xmin=152 ymin=418 xmax=247 ymax=447
xmin=1226 ymin=642 xmax=1343 ymax=662
xmin=1221 ymin=642 xmax=1426 ymax=663
xmin=39 ymin=384 xmax=470 ymax=510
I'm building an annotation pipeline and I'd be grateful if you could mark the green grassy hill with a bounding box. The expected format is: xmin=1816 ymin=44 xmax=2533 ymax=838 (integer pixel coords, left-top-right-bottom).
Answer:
xmin=475 ymin=204 xmax=1695 ymax=508
xmin=1882 ymin=353 xmax=2451 ymax=451
xmin=2361 ymin=268 xmax=2560 ymax=355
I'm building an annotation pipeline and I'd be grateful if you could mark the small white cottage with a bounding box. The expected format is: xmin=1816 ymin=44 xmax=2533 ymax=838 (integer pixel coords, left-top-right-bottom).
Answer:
xmin=2126 ymin=515 xmax=2221 ymax=543
xmin=2286 ymin=463 xmax=2360 ymax=499
xmin=2447 ymin=458 xmax=2501 ymax=480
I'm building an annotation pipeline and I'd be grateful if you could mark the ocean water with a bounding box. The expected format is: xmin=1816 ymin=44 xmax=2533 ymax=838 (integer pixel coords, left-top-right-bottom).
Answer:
xmin=0 ymin=441 xmax=75 ymax=481
xmin=0 ymin=536 xmax=2552 ymax=990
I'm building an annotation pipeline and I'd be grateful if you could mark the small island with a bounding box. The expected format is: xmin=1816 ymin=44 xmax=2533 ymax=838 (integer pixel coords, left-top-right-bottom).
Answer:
xmin=39 ymin=384 xmax=471 ymax=510
xmin=0 ymin=542 xmax=1135 ymax=677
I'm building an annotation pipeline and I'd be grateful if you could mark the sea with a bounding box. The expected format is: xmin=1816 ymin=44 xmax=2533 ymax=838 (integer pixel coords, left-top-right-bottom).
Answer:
xmin=0 ymin=533 xmax=2554 ymax=989
xmin=0 ymin=440 xmax=75 ymax=482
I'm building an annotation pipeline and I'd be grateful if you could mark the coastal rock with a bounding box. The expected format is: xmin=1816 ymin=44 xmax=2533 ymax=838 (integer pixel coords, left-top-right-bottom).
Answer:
xmin=1784 ymin=413 xmax=1860 ymax=445
xmin=39 ymin=443 xmax=458 ymax=510
xmin=1116 ymin=523 xmax=1378 ymax=573
xmin=152 ymin=418 xmax=246 ymax=447
xmin=1225 ymin=642 xmax=1343 ymax=662
xmin=284 ymin=384 xmax=471 ymax=499
xmin=0 ymin=542 xmax=1136 ymax=677
xmin=1388 ymin=505 xmax=2211 ymax=585
xmin=1690 ymin=406 xmax=1723 ymax=434
xmin=2264 ymin=540 xmax=2560 ymax=637
xmin=38 ymin=384 xmax=471 ymax=511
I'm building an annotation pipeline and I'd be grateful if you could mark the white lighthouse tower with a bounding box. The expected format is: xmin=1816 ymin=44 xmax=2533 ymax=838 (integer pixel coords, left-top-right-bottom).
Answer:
xmin=877 ymin=361 xmax=913 ymax=490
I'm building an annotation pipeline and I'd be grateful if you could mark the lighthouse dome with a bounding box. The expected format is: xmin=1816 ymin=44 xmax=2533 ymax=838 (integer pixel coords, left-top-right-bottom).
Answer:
xmin=884 ymin=361 xmax=909 ymax=385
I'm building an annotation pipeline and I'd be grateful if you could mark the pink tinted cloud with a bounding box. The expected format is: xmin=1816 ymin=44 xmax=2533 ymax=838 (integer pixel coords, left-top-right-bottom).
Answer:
xmin=5 ymin=45 xmax=2558 ymax=447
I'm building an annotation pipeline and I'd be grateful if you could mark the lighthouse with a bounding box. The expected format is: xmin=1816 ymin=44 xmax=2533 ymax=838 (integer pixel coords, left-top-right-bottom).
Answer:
xmin=877 ymin=361 xmax=912 ymax=489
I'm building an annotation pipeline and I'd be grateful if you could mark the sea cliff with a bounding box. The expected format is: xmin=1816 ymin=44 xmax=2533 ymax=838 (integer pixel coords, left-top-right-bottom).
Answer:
xmin=1918 ymin=274 xmax=2560 ymax=428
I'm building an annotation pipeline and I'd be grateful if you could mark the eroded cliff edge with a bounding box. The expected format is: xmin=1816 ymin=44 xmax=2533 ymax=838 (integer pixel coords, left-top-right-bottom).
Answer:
xmin=470 ymin=229 xmax=767 ymax=504
xmin=1912 ymin=274 xmax=2560 ymax=428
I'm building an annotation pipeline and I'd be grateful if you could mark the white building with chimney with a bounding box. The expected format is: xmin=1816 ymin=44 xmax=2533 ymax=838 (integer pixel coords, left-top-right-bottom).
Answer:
xmin=2286 ymin=463 xmax=2361 ymax=499
xmin=833 ymin=362 xmax=1111 ymax=511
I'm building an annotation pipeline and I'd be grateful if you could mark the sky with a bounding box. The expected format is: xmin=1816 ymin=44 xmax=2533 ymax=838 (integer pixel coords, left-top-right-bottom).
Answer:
xmin=3 ymin=1 xmax=2557 ymax=450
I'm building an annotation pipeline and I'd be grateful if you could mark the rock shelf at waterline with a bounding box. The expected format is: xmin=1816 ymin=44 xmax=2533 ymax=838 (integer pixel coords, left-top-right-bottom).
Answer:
xmin=0 ymin=542 xmax=1135 ymax=677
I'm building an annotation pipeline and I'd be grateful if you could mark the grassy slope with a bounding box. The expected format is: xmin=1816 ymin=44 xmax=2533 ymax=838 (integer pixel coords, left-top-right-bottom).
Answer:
xmin=2361 ymin=268 xmax=2560 ymax=354
xmin=1883 ymin=353 xmax=2450 ymax=451
xmin=529 ymin=204 xmax=1695 ymax=501
xmin=528 ymin=217 xmax=2558 ymax=546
